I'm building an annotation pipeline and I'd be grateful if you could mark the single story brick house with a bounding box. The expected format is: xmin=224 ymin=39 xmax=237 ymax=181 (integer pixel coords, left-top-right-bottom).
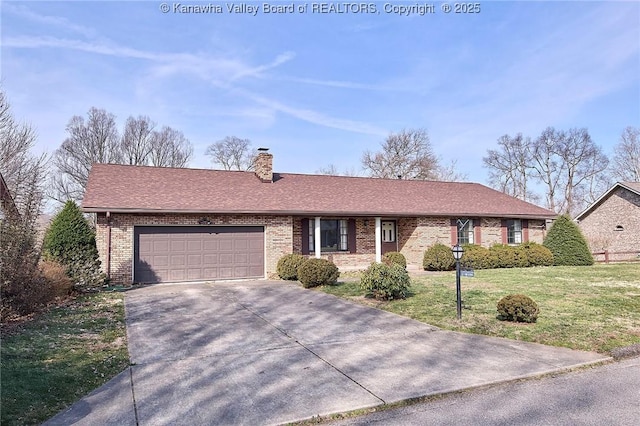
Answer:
xmin=82 ymin=151 xmax=556 ymax=284
xmin=575 ymin=181 xmax=640 ymax=262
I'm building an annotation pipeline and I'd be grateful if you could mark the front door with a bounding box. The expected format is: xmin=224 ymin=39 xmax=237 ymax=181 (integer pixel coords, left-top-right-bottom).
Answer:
xmin=381 ymin=220 xmax=397 ymax=254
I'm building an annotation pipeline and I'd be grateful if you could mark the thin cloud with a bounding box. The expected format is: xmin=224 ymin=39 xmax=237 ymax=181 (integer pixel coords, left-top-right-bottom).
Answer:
xmin=283 ymin=77 xmax=390 ymax=91
xmin=4 ymin=3 xmax=97 ymax=38
xmin=230 ymin=51 xmax=296 ymax=81
xmin=234 ymin=88 xmax=388 ymax=136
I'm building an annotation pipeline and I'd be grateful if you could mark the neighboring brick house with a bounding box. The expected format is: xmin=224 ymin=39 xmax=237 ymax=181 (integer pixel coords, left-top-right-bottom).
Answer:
xmin=82 ymin=151 xmax=556 ymax=284
xmin=575 ymin=182 xmax=640 ymax=262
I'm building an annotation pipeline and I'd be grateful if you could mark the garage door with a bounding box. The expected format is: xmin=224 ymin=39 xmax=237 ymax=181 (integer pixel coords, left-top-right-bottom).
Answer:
xmin=134 ymin=226 xmax=264 ymax=283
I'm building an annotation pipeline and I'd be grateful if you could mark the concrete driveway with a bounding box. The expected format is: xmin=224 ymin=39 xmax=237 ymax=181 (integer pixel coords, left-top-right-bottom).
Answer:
xmin=45 ymin=280 xmax=610 ymax=425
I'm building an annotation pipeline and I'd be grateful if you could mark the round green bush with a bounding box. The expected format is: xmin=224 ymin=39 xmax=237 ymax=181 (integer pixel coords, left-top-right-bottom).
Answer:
xmin=460 ymin=244 xmax=493 ymax=269
xmin=543 ymin=215 xmax=594 ymax=266
xmin=360 ymin=262 xmax=411 ymax=300
xmin=382 ymin=251 xmax=407 ymax=268
xmin=297 ymin=258 xmax=340 ymax=288
xmin=520 ymin=242 xmax=553 ymax=267
xmin=497 ymin=294 xmax=539 ymax=323
xmin=277 ymin=254 xmax=306 ymax=280
xmin=423 ymin=243 xmax=455 ymax=271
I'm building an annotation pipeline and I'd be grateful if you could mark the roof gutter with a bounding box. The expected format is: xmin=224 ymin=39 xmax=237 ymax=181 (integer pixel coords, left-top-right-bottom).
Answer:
xmin=82 ymin=207 xmax=556 ymax=220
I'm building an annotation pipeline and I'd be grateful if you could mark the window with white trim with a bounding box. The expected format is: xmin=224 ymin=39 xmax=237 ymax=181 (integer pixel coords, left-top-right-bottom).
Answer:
xmin=308 ymin=219 xmax=349 ymax=252
xmin=507 ymin=219 xmax=522 ymax=244
xmin=457 ymin=218 xmax=474 ymax=244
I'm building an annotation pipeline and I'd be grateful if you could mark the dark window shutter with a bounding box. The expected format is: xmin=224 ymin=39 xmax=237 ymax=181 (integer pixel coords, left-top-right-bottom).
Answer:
xmin=450 ymin=218 xmax=457 ymax=245
xmin=474 ymin=219 xmax=482 ymax=245
xmin=501 ymin=219 xmax=508 ymax=244
xmin=522 ymin=219 xmax=529 ymax=242
xmin=301 ymin=219 xmax=310 ymax=255
xmin=348 ymin=219 xmax=357 ymax=253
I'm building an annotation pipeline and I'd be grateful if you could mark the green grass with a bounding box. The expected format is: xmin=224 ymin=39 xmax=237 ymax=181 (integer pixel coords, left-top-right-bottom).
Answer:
xmin=1 ymin=292 xmax=129 ymax=426
xmin=322 ymin=264 xmax=640 ymax=354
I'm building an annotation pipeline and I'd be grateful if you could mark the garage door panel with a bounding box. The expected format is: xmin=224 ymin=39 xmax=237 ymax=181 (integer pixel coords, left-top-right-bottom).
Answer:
xmin=188 ymin=240 xmax=202 ymax=251
xmin=135 ymin=226 xmax=264 ymax=283
xmin=219 ymin=267 xmax=233 ymax=279
xmin=203 ymin=240 xmax=218 ymax=250
xmin=170 ymin=255 xmax=185 ymax=267
xmin=152 ymin=240 xmax=170 ymax=252
xmin=170 ymin=240 xmax=186 ymax=251
xmin=219 ymin=239 xmax=234 ymax=250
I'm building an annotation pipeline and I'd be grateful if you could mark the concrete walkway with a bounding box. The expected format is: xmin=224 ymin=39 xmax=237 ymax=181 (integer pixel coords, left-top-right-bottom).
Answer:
xmin=45 ymin=281 xmax=610 ymax=425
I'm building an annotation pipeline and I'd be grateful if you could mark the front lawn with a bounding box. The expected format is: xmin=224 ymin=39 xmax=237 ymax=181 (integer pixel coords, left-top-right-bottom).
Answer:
xmin=0 ymin=292 xmax=129 ymax=426
xmin=322 ymin=263 xmax=640 ymax=354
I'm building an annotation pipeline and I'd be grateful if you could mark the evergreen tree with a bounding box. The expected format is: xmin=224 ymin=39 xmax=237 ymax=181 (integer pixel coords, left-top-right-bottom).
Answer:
xmin=43 ymin=201 xmax=104 ymax=289
xmin=543 ymin=215 xmax=594 ymax=266
xmin=43 ymin=201 xmax=97 ymax=263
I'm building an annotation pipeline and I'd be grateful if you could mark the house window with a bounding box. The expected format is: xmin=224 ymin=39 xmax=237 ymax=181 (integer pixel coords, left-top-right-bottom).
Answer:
xmin=309 ymin=219 xmax=349 ymax=252
xmin=381 ymin=221 xmax=396 ymax=242
xmin=457 ymin=218 xmax=474 ymax=244
xmin=507 ymin=219 xmax=522 ymax=244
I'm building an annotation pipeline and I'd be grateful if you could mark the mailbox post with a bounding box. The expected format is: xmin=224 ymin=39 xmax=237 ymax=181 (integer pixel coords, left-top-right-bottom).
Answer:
xmin=451 ymin=244 xmax=465 ymax=320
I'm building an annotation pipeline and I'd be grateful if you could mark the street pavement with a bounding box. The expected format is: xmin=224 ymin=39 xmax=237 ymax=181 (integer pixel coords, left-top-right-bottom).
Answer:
xmin=329 ymin=355 xmax=640 ymax=425
xmin=44 ymin=280 xmax=610 ymax=425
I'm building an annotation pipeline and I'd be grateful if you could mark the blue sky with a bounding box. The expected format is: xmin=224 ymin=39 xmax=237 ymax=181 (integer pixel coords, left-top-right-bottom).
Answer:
xmin=2 ymin=0 xmax=639 ymax=183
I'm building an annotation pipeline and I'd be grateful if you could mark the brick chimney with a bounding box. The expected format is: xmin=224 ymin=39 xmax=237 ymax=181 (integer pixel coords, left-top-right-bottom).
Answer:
xmin=254 ymin=148 xmax=273 ymax=183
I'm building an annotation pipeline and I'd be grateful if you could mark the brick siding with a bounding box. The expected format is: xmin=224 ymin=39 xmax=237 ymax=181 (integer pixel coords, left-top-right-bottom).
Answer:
xmin=97 ymin=213 xmax=549 ymax=284
xmin=578 ymin=187 xmax=640 ymax=261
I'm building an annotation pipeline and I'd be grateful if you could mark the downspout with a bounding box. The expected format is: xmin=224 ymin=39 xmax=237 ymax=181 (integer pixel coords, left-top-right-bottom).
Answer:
xmin=106 ymin=211 xmax=111 ymax=280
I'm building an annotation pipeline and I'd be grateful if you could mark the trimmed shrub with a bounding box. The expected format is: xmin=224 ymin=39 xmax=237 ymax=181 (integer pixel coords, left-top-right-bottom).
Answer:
xmin=460 ymin=244 xmax=493 ymax=269
xmin=277 ymin=254 xmax=306 ymax=280
xmin=39 ymin=260 xmax=74 ymax=297
xmin=520 ymin=242 xmax=553 ymax=267
xmin=360 ymin=262 xmax=411 ymax=300
xmin=489 ymin=244 xmax=518 ymax=268
xmin=543 ymin=215 xmax=594 ymax=266
xmin=382 ymin=251 xmax=407 ymax=269
xmin=423 ymin=243 xmax=455 ymax=271
xmin=497 ymin=294 xmax=539 ymax=323
xmin=43 ymin=201 xmax=106 ymax=290
xmin=297 ymin=258 xmax=340 ymax=288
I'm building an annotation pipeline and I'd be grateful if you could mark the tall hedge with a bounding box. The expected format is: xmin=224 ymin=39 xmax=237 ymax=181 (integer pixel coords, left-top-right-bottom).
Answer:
xmin=543 ymin=215 xmax=594 ymax=266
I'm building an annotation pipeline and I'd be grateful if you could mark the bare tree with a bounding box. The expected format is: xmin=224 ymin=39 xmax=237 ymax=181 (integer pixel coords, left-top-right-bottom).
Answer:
xmin=484 ymin=127 xmax=609 ymax=214
xmin=483 ymin=133 xmax=537 ymax=201
xmin=611 ymin=126 xmax=640 ymax=182
xmin=148 ymin=126 xmax=192 ymax=167
xmin=556 ymin=128 xmax=609 ymax=215
xmin=205 ymin=136 xmax=256 ymax=171
xmin=529 ymin=127 xmax=564 ymax=212
xmin=121 ymin=115 xmax=155 ymax=165
xmin=1 ymin=90 xmax=48 ymax=310
xmin=52 ymin=109 xmax=193 ymax=202
xmin=0 ymin=90 xmax=48 ymax=223
xmin=433 ymin=159 xmax=468 ymax=182
xmin=315 ymin=163 xmax=361 ymax=177
xmin=52 ymin=108 xmax=121 ymax=202
xmin=362 ymin=129 xmax=439 ymax=180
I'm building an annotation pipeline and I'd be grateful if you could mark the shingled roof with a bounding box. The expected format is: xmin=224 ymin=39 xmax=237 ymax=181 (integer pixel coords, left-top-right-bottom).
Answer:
xmin=82 ymin=163 xmax=556 ymax=219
